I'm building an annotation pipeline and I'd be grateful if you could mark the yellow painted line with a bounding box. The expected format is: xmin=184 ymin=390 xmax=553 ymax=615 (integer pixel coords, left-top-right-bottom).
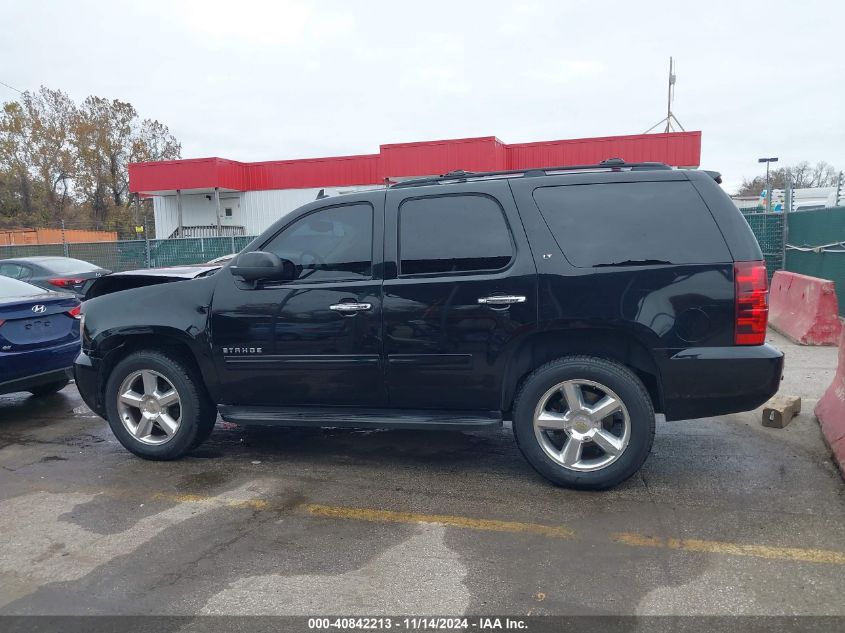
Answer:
xmin=613 ymin=532 xmax=845 ymax=565
xmin=151 ymin=491 xmax=268 ymax=511
xmin=37 ymin=483 xmax=845 ymax=566
xmin=304 ymin=503 xmax=576 ymax=539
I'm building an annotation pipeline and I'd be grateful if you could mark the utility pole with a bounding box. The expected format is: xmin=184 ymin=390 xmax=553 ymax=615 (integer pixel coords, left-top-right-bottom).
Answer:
xmin=758 ymin=157 xmax=779 ymax=213
xmin=61 ymin=219 xmax=69 ymax=257
xmin=144 ymin=214 xmax=151 ymax=268
xmin=133 ymin=193 xmax=141 ymax=227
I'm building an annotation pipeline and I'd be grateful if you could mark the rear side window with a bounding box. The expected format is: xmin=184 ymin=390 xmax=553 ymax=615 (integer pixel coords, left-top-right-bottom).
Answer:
xmin=399 ymin=194 xmax=513 ymax=275
xmin=533 ymin=181 xmax=731 ymax=267
xmin=0 ymin=263 xmax=29 ymax=280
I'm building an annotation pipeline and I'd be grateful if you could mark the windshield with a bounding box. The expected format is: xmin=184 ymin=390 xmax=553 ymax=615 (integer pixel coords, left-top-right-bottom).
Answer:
xmin=0 ymin=275 xmax=44 ymax=298
xmin=40 ymin=258 xmax=101 ymax=273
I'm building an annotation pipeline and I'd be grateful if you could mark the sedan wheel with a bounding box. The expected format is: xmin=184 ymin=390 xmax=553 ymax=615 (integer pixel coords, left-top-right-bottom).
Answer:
xmin=117 ymin=369 xmax=182 ymax=445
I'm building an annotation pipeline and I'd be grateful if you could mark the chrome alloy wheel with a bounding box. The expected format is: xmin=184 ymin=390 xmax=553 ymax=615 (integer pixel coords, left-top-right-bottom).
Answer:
xmin=116 ymin=370 xmax=182 ymax=445
xmin=532 ymin=379 xmax=631 ymax=472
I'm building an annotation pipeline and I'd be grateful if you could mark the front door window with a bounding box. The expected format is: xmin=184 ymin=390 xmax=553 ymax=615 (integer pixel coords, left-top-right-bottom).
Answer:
xmin=262 ymin=203 xmax=373 ymax=283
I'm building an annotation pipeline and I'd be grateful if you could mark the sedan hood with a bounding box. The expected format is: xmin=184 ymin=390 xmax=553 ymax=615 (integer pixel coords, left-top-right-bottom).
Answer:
xmin=108 ymin=265 xmax=222 ymax=278
xmin=83 ymin=265 xmax=221 ymax=300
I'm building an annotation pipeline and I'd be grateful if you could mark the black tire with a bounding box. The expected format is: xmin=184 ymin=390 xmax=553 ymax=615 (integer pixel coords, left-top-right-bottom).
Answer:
xmin=104 ymin=350 xmax=217 ymax=460
xmin=512 ymin=356 xmax=655 ymax=490
xmin=28 ymin=379 xmax=70 ymax=397
xmin=190 ymin=411 xmax=219 ymax=450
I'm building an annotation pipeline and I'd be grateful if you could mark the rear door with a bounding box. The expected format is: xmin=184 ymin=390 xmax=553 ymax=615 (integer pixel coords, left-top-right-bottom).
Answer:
xmin=382 ymin=181 xmax=537 ymax=410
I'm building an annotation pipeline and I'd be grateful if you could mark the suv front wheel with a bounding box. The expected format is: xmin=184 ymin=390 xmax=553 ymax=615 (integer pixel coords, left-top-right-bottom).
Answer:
xmin=512 ymin=356 xmax=655 ymax=490
xmin=104 ymin=350 xmax=217 ymax=460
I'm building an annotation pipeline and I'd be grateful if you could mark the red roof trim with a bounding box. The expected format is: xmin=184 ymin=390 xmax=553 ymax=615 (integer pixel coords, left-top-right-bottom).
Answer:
xmin=505 ymin=131 xmax=695 ymax=147
xmin=380 ymin=135 xmax=503 ymax=148
xmin=129 ymin=132 xmax=702 ymax=194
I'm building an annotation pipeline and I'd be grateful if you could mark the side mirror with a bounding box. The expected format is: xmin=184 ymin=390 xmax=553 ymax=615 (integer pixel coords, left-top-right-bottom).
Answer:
xmin=230 ymin=251 xmax=297 ymax=283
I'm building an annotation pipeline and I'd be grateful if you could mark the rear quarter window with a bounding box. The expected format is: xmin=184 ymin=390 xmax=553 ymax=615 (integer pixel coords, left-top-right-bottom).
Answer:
xmin=532 ymin=181 xmax=731 ymax=267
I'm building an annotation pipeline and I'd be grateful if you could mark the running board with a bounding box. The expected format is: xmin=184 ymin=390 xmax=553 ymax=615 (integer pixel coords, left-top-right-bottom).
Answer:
xmin=218 ymin=406 xmax=502 ymax=430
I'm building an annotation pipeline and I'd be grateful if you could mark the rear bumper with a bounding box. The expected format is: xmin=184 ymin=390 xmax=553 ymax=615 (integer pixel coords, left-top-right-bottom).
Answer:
xmin=0 ymin=367 xmax=73 ymax=395
xmin=659 ymin=344 xmax=784 ymax=421
xmin=0 ymin=340 xmax=79 ymax=393
xmin=74 ymin=350 xmax=105 ymax=417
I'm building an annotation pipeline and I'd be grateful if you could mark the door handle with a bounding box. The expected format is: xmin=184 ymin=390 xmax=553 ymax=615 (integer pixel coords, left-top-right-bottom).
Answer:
xmin=477 ymin=295 xmax=527 ymax=306
xmin=329 ymin=302 xmax=372 ymax=314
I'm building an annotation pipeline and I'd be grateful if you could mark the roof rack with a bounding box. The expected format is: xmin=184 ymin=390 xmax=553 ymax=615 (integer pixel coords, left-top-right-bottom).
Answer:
xmin=389 ymin=158 xmax=673 ymax=189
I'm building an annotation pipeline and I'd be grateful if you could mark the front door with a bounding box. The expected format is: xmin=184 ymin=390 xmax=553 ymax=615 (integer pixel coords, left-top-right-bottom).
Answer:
xmin=382 ymin=182 xmax=537 ymax=410
xmin=210 ymin=194 xmax=386 ymax=407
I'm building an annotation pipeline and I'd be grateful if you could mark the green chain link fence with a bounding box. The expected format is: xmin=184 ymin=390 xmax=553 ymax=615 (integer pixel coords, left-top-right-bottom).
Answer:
xmin=0 ymin=235 xmax=256 ymax=272
xmin=741 ymin=211 xmax=785 ymax=279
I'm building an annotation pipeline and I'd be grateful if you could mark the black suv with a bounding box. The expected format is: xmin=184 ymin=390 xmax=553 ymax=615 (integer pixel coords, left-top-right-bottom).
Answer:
xmin=75 ymin=160 xmax=783 ymax=489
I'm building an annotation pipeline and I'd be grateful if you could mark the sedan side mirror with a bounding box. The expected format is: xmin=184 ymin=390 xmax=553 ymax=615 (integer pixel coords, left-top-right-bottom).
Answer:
xmin=230 ymin=251 xmax=297 ymax=283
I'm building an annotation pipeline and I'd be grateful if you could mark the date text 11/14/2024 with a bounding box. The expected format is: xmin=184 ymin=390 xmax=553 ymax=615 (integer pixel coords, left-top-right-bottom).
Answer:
xmin=307 ymin=617 xmax=528 ymax=630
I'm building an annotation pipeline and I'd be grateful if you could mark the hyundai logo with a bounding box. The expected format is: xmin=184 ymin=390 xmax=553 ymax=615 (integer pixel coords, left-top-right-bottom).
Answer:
xmin=31 ymin=305 xmax=47 ymax=313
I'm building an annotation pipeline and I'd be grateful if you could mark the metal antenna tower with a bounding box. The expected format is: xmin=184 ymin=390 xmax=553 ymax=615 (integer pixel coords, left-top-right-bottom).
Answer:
xmin=644 ymin=57 xmax=686 ymax=134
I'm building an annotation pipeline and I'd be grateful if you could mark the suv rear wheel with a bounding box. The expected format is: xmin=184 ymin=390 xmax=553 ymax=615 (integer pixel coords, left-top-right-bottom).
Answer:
xmin=105 ymin=350 xmax=216 ymax=460
xmin=512 ymin=356 xmax=655 ymax=489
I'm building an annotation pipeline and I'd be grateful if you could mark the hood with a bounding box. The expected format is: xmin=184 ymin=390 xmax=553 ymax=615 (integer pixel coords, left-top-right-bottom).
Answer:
xmin=83 ymin=265 xmax=221 ymax=300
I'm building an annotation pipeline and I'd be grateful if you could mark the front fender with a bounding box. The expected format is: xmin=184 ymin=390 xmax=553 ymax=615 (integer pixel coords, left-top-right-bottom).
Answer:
xmin=83 ymin=275 xmax=219 ymax=396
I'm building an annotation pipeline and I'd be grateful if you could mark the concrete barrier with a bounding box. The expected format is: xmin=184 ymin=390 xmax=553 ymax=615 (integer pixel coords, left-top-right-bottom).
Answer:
xmin=768 ymin=271 xmax=842 ymax=345
xmin=815 ymin=329 xmax=845 ymax=475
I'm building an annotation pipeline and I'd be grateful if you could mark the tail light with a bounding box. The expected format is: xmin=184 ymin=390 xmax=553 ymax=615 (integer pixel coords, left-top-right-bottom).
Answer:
xmin=66 ymin=305 xmax=82 ymax=319
xmin=49 ymin=277 xmax=86 ymax=288
xmin=734 ymin=260 xmax=769 ymax=345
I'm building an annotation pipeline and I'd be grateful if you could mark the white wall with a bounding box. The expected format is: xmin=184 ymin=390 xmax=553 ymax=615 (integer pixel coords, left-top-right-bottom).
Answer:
xmin=153 ymin=185 xmax=382 ymax=238
xmin=153 ymin=193 xmax=243 ymax=238
xmin=732 ymin=186 xmax=844 ymax=212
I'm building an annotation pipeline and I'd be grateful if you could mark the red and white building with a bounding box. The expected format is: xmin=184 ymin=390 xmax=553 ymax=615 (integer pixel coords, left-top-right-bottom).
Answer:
xmin=128 ymin=132 xmax=702 ymax=239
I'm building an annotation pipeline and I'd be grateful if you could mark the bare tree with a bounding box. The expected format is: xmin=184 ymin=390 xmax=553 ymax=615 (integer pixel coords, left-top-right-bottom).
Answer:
xmin=738 ymin=161 xmax=840 ymax=196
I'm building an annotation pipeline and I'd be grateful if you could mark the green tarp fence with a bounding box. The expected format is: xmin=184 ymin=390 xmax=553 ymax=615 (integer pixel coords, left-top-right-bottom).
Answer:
xmin=742 ymin=206 xmax=845 ymax=315
xmin=783 ymin=207 xmax=845 ymax=315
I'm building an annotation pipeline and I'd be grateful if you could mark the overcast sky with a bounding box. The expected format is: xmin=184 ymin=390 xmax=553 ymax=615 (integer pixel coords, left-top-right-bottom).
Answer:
xmin=2 ymin=0 xmax=843 ymax=193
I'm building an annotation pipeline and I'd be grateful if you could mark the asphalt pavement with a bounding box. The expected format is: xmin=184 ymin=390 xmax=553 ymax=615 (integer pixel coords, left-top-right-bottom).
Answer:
xmin=0 ymin=330 xmax=843 ymax=617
